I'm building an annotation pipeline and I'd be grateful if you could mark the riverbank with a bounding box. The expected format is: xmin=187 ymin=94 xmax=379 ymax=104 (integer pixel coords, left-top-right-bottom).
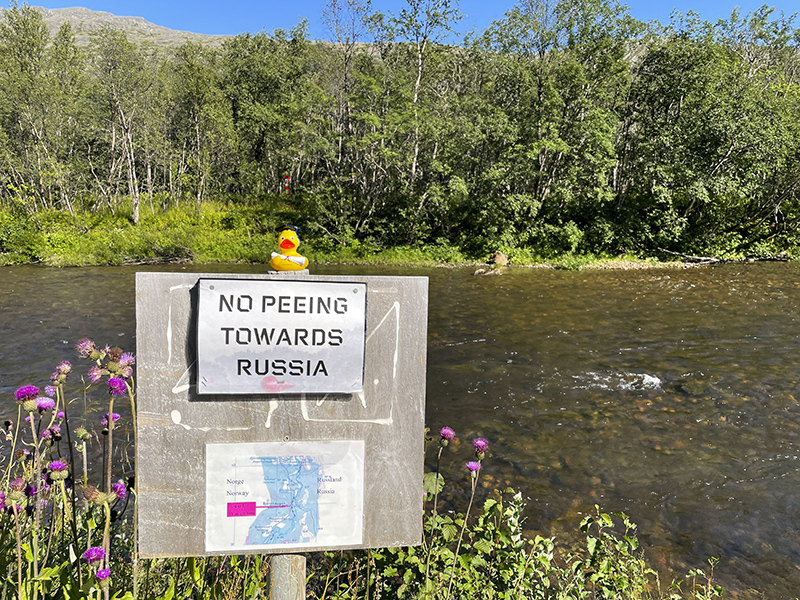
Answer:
xmin=1 ymin=202 xmax=795 ymax=270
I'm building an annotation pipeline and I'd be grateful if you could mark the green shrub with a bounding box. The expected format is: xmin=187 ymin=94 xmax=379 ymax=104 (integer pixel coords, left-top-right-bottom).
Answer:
xmin=307 ymin=432 xmax=725 ymax=600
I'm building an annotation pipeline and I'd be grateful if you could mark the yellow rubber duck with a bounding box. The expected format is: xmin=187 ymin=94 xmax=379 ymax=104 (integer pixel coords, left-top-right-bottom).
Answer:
xmin=270 ymin=225 xmax=309 ymax=271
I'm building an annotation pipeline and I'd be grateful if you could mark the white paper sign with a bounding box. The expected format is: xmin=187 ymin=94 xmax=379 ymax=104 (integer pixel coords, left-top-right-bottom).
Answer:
xmin=205 ymin=440 xmax=365 ymax=552
xmin=196 ymin=278 xmax=367 ymax=394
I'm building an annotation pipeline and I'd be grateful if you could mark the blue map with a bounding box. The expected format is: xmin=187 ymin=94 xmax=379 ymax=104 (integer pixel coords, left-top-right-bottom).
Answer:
xmin=205 ymin=440 xmax=364 ymax=552
xmin=247 ymin=456 xmax=321 ymax=545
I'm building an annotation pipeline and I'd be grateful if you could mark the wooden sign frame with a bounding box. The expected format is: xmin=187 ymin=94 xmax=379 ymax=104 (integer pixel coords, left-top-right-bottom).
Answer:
xmin=135 ymin=272 xmax=428 ymax=557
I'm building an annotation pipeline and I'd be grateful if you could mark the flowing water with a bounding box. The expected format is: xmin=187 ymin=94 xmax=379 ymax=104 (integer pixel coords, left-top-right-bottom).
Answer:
xmin=2 ymin=262 xmax=800 ymax=598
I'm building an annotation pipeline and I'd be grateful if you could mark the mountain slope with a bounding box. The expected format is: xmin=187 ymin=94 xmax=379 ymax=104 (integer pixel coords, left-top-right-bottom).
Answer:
xmin=0 ymin=6 xmax=230 ymax=47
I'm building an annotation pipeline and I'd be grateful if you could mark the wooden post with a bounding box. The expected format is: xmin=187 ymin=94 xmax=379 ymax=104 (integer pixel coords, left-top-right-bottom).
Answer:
xmin=270 ymin=554 xmax=306 ymax=600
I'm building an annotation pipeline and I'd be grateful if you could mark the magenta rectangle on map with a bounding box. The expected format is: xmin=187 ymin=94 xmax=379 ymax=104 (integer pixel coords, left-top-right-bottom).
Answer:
xmin=227 ymin=502 xmax=256 ymax=517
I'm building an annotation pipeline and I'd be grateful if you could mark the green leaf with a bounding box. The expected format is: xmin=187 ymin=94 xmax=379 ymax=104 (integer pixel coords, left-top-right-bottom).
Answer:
xmin=580 ymin=516 xmax=593 ymax=532
xmin=587 ymin=536 xmax=598 ymax=557
xmin=473 ymin=538 xmax=493 ymax=554
xmin=423 ymin=472 xmax=445 ymax=495
xmin=624 ymin=535 xmax=639 ymax=550
xmin=33 ymin=566 xmax=60 ymax=581
xmin=442 ymin=523 xmax=458 ymax=542
xmin=470 ymin=554 xmax=488 ymax=568
xmin=189 ymin=557 xmax=202 ymax=588
xmin=156 ymin=576 xmax=175 ymax=600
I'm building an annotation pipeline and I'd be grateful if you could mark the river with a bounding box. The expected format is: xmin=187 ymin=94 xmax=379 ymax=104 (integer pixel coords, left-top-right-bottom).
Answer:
xmin=2 ymin=262 xmax=800 ymax=598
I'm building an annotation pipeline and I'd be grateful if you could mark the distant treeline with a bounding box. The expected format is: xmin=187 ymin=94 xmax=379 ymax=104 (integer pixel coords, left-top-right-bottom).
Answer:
xmin=0 ymin=0 xmax=799 ymax=260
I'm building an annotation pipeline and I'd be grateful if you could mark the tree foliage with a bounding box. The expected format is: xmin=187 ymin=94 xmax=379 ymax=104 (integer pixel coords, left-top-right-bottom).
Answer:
xmin=0 ymin=0 xmax=798 ymax=259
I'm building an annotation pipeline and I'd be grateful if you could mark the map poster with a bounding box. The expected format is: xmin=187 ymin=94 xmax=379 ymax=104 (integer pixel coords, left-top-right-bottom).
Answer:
xmin=205 ymin=440 xmax=365 ymax=552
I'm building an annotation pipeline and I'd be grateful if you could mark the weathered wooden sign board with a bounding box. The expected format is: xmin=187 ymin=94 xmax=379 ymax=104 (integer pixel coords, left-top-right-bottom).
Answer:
xmin=135 ymin=272 xmax=428 ymax=558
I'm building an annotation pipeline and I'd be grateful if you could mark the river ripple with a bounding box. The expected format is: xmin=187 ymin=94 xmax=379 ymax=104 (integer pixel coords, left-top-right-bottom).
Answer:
xmin=2 ymin=262 xmax=800 ymax=598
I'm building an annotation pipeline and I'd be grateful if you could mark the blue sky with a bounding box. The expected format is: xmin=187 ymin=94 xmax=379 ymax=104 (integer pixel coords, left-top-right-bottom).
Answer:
xmin=31 ymin=0 xmax=799 ymax=39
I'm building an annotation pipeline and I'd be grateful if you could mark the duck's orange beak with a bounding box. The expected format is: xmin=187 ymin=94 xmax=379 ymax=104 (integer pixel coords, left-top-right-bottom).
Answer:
xmin=280 ymin=238 xmax=296 ymax=250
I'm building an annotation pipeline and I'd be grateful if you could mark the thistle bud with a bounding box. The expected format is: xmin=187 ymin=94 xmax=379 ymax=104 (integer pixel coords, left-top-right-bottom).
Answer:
xmin=82 ymin=485 xmax=101 ymax=503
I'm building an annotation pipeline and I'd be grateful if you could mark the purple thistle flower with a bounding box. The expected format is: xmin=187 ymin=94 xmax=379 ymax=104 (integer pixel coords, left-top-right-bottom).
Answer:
xmin=24 ymin=416 xmax=31 ymax=423
xmin=39 ymin=429 xmax=52 ymax=441
xmin=112 ymin=479 xmax=126 ymax=501
xmin=119 ymin=352 xmax=136 ymax=368
xmin=49 ymin=460 xmax=68 ymax=472
xmin=45 ymin=386 xmax=57 ymax=397
xmin=48 ymin=461 xmax=69 ymax=480
xmin=0 ymin=493 xmax=5 ymax=510
xmin=50 ymin=362 xmax=71 ymax=385
xmin=95 ymin=568 xmax=111 ymax=581
xmin=14 ymin=385 xmax=39 ymax=402
xmin=75 ymin=338 xmax=96 ymax=358
xmin=101 ymin=413 xmax=120 ymax=427
xmin=56 ymin=361 xmax=72 ymax=375
xmin=82 ymin=546 xmax=105 ymax=564
xmin=466 ymin=461 xmax=482 ymax=472
xmin=56 ymin=411 xmax=65 ymax=420
xmin=24 ymin=484 xmax=36 ymax=497
xmin=473 ymin=438 xmax=489 ymax=454
xmin=87 ymin=366 xmax=105 ymax=383
xmin=120 ymin=366 xmax=133 ymax=380
xmin=107 ymin=377 xmax=127 ymax=396
xmin=49 ymin=425 xmax=62 ymax=439
xmin=36 ymin=397 xmax=56 ymax=412
xmin=439 ymin=426 xmax=455 ymax=441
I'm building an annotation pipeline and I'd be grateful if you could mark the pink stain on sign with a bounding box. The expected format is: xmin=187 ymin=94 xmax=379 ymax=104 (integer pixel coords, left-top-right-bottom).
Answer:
xmin=227 ymin=502 xmax=256 ymax=517
xmin=261 ymin=376 xmax=294 ymax=393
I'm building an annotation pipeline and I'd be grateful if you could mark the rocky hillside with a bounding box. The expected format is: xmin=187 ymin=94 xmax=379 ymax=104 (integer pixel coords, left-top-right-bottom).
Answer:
xmin=0 ymin=6 xmax=230 ymax=47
